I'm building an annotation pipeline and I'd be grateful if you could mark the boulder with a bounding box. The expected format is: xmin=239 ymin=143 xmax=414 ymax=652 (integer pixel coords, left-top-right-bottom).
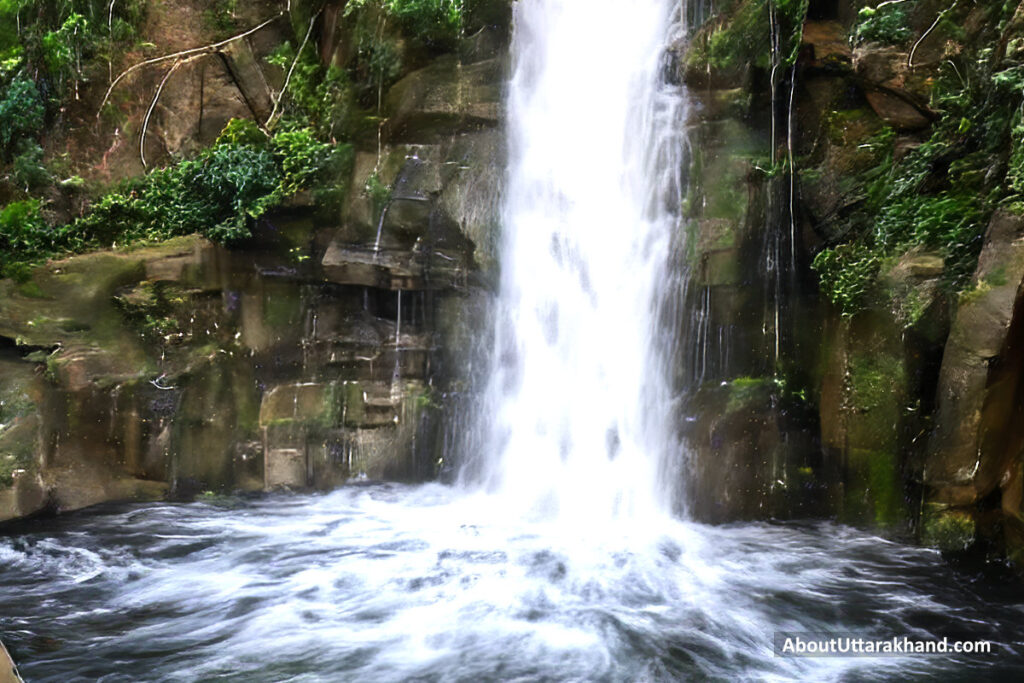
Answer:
xmin=801 ymin=21 xmax=852 ymax=66
xmin=1 ymin=638 xmax=22 ymax=683
xmin=853 ymin=45 xmax=936 ymax=130
xmin=384 ymin=55 xmax=503 ymax=142
xmin=926 ymin=211 xmax=1024 ymax=509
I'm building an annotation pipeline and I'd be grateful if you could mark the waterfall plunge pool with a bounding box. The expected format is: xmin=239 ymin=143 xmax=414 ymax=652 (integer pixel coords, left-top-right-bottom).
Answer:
xmin=2 ymin=484 xmax=1022 ymax=682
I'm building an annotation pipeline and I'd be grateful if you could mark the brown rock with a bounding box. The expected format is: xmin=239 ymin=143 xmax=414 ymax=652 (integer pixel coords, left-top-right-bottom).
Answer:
xmin=0 ymin=638 xmax=22 ymax=683
xmin=802 ymin=21 xmax=852 ymax=65
xmin=926 ymin=211 xmax=1024 ymax=503
xmin=863 ymin=91 xmax=932 ymax=130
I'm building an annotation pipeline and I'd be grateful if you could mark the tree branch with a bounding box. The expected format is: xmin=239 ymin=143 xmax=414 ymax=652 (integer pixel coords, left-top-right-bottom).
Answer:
xmin=97 ymin=11 xmax=286 ymax=118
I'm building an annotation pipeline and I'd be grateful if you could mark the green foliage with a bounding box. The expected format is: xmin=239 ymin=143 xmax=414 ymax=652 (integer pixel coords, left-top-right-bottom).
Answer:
xmin=1 ymin=0 xmax=144 ymax=100
xmin=215 ymin=117 xmax=267 ymax=147
xmin=41 ymin=11 xmax=91 ymax=91
xmin=272 ymin=127 xmax=334 ymax=194
xmin=347 ymin=0 xmax=465 ymax=50
xmin=0 ymin=198 xmax=54 ymax=277
xmin=0 ymin=119 xmax=346 ymax=278
xmin=10 ymin=139 xmax=50 ymax=190
xmin=74 ymin=142 xmax=282 ymax=246
xmin=689 ymin=0 xmax=808 ymax=73
xmin=352 ymin=31 xmax=402 ymax=106
xmin=388 ymin=0 xmax=464 ymax=49
xmin=812 ymin=243 xmax=882 ymax=315
xmin=1006 ymin=110 xmax=1024 ymax=204
xmin=853 ymin=2 xmax=912 ymax=46
xmin=0 ymin=76 xmax=44 ymax=157
xmin=814 ymin=129 xmax=990 ymax=316
xmin=365 ymin=172 xmax=391 ymax=218
xmin=202 ymin=0 xmax=239 ymax=37
xmin=812 ymin=5 xmax=1024 ymax=317
xmin=266 ymin=42 xmax=353 ymax=136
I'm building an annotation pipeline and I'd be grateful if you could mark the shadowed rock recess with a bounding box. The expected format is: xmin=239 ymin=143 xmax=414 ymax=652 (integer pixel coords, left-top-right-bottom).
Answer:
xmin=3 ymin=0 xmax=1024 ymax=570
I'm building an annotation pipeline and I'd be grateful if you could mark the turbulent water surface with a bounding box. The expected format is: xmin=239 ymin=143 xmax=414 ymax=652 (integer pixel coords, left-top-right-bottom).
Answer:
xmin=2 ymin=485 xmax=1024 ymax=682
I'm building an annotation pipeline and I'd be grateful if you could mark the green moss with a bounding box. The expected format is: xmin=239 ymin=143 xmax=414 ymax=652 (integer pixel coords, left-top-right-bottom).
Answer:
xmin=341 ymin=381 xmax=366 ymax=427
xmin=846 ymin=448 xmax=903 ymax=528
xmin=723 ymin=376 xmax=792 ymax=412
xmin=15 ymin=279 xmax=47 ymax=299
xmin=848 ymin=352 xmax=904 ymax=413
xmin=922 ymin=507 xmax=976 ymax=552
xmin=957 ymin=265 xmax=1013 ymax=307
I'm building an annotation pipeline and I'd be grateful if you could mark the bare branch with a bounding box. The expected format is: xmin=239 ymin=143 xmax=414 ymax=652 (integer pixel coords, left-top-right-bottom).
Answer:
xmin=139 ymin=55 xmax=204 ymax=168
xmin=266 ymin=11 xmax=321 ymax=129
xmin=909 ymin=1 xmax=958 ymax=69
xmin=98 ymin=11 xmax=285 ymax=118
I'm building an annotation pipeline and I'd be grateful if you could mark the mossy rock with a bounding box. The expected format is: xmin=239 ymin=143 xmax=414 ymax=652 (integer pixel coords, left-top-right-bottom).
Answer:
xmin=922 ymin=506 xmax=976 ymax=552
xmin=845 ymin=348 xmax=906 ymax=452
xmin=0 ymin=415 xmax=39 ymax=487
xmin=843 ymin=448 xmax=905 ymax=528
xmin=259 ymin=382 xmax=343 ymax=429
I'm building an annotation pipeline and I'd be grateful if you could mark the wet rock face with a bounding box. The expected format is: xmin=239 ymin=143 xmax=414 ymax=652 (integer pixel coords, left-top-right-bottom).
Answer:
xmin=675 ymin=0 xmax=1024 ymax=564
xmin=683 ymin=379 xmax=823 ymax=523
xmin=925 ymin=211 xmax=1024 ymax=550
xmin=0 ymin=4 xmax=510 ymax=522
xmin=0 ymin=206 xmax=480 ymax=521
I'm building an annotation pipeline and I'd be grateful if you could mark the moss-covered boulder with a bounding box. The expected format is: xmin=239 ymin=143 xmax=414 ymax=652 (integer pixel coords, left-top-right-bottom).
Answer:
xmin=925 ymin=211 xmax=1024 ymax=563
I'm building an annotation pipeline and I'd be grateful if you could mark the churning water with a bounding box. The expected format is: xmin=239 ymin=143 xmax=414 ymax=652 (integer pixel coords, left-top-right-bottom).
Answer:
xmin=3 ymin=1 xmax=1024 ymax=681
xmin=2 ymin=487 xmax=1024 ymax=681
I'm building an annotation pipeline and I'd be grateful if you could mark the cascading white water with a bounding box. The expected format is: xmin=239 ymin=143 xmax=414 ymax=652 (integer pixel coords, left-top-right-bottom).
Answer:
xmin=482 ymin=0 xmax=687 ymax=524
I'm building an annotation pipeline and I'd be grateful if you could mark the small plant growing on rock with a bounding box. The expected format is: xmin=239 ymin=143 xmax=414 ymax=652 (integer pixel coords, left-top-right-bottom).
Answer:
xmin=853 ymin=1 xmax=913 ymax=46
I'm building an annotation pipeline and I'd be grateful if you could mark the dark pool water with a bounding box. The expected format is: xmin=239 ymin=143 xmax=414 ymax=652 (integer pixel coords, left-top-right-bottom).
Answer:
xmin=2 ymin=484 xmax=1023 ymax=682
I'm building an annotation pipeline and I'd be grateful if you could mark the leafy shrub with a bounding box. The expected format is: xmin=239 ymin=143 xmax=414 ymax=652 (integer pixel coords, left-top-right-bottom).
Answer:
xmin=0 ymin=77 xmax=44 ymax=157
xmin=215 ymin=117 xmax=267 ymax=147
xmin=75 ymin=142 xmax=282 ymax=245
xmin=812 ymin=243 xmax=883 ymax=315
xmin=11 ymin=139 xmax=50 ymax=190
xmin=388 ymin=0 xmax=464 ymax=49
xmin=266 ymin=42 xmax=353 ymax=135
xmin=689 ymin=0 xmax=808 ymax=73
xmin=41 ymin=11 xmax=91 ymax=90
xmin=272 ymin=127 xmax=334 ymax=193
xmin=0 ymin=199 xmax=53 ymax=276
xmin=347 ymin=0 xmax=465 ymax=50
xmin=853 ymin=2 xmax=912 ymax=46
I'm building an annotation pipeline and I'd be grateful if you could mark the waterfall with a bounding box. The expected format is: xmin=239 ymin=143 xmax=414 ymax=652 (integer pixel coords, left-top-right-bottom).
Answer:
xmin=472 ymin=0 xmax=688 ymax=524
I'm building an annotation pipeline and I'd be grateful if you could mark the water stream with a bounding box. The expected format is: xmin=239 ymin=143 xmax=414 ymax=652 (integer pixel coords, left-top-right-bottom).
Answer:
xmin=474 ymin=0 xmax=685 ymax=521
xmin=2 ymin=1 xmax=1024 ymax=680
